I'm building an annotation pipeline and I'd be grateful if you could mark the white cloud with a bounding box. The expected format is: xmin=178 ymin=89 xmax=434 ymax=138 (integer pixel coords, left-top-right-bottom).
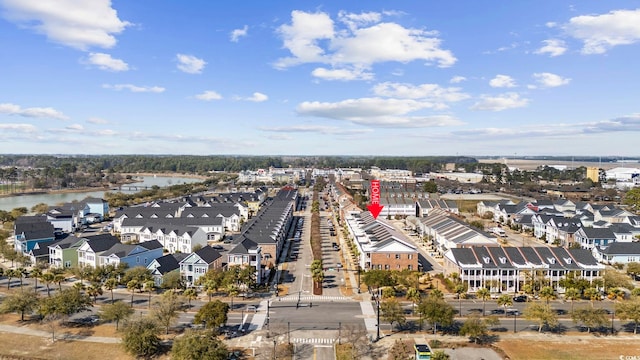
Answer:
xmin=0 ymin=0 xmax=130 ymax=50
xmin=102 ymin=84 xmax=165 ymax=93
xmin=583 ymin=114 xmax=640 ymax=133
xmin=337 ymin=10 xmax=381 ymax=31
xmin=296 ymin=97 xmax=464 ymax=127
xmin=372 ymin=82 xmax=470 ymax=107
xmin=87 ymin=117 xmax=109 ymax=124
xmin=246 ymin=92 xmax=268 ymax=102
xmin=261 ymin=124 xmax=372 ymax=135
xmin=85 ymin=52 xmax=129 ymax=71
xmin=450 ymin=76 xmax=466 ymax=84
xmin=564 ymin=9 xmax=640 ymax=54
xmin=195 ymin=90 xmax=223 ymax=101
xmin=0 ymin=102 xmax=68 ymax=120
xmin=531 ymin=72 xmax=571 ymax=88
xmin=230 ymin=25 xmax=248 ymax=42
xmin=311 ymin=67 xmax=374 ymax=81
xmin=65 ymin=124 xmax=84 ymax=131
xmin=489 ymin=74 xmax=517 ymax=88
xmin=96 ymin=129 xmax=117 ymax=136
xmin=275 ymin=10 xmax=456 ymax=76
xmin=176 ymin=54 xmax=206 ymax=74
xmin=0 ymin=123 xmax=38 ymax=132
xmin=471 ymin=93 xmax=529 ymax=111
xmin=535 ymin=39 xmax=567 ymax=57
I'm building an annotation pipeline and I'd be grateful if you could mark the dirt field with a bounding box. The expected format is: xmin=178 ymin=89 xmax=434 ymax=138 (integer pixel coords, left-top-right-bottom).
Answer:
xmin=496 ymin=336 xmax=640 ymax=360
xmin=0 ymin=314 xmax=163 ymax=360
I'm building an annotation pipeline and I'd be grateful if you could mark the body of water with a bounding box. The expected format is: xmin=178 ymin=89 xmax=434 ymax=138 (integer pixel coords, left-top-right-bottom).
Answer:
xmin=0 ymin=176 xmax=202 ymax=211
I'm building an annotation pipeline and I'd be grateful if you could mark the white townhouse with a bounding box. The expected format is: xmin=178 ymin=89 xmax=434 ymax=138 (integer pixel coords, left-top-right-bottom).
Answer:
xmin=140 ymin=225 xmax=210 ymax=254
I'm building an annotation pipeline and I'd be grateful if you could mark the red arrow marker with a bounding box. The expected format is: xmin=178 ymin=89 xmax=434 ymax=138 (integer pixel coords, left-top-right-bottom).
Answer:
xmin=367 ymin=179 xmax=384 ymax=219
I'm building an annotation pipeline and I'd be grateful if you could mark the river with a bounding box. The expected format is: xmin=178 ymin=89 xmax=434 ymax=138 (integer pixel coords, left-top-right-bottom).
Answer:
xmin=0 ymin=175 xmax=202 ymax=211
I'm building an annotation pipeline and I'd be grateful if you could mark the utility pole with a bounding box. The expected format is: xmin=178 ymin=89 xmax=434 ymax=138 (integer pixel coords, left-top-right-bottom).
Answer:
xmin=288 ymin=321 xmax=291 ymax=344
xmin=338 ymin=321 xmax=341 ymax=345
xmin=513 ymin=312 xmax=517 ymax=333
xmin=267 ymin=300 xmax=270 ymax=330
xmin=375 ymin=289 xmax=381 ymax=341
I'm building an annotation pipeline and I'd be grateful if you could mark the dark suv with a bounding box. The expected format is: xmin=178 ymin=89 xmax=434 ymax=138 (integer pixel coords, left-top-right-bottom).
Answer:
xmin=513 ymin=295 xmax=528 ymax=302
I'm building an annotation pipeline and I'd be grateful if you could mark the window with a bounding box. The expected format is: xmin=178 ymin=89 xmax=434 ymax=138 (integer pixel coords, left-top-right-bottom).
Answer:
xmin=136 ymin=256 xmax=140 ymax=264
xmin=395 ymin=254 xmax=401 ymax=259
xmin=407 ymin=265 xmax=412 ymax=270
xmin=384 ymin=264 xmax=390 ymax=270
xmin=408 ymin=254 xmax=413 ymax=259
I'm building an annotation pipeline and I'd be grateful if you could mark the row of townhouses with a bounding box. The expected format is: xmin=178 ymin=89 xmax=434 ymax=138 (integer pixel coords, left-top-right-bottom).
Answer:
xmin=13 ymin=187 xmax=297 ymax=289
xmin=477 ymin=198 xmax=640 ymax=264
xmin=344 ymin=211 xmax=420 ymax=272
xmin=443 ymin=245 xmax=604 ymax=293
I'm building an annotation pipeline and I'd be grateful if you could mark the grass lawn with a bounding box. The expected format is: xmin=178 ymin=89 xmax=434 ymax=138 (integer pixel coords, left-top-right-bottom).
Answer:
xmin=497 ymin=337 xmax=640 ymax=360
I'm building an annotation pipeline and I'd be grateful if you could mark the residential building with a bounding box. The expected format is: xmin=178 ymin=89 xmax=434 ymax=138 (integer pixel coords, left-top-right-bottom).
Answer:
xmin=574 ymin=227 xmax=616 ymax=250
xmin=592 ymin=242 xmax=640 ymax=265
xmin=76 ymin=234 xmax=121 ymax=268
xmin=147 ymin=252 xmax=189 ymax=287
xmin=98 ymin=240 xmax=164 ymax=268
xmin=227 ymin=237 xmax=264 ymax=284
xmin=48 ymin=235 xmax=85 ymax=268
xmin=417 ymin=209 xmax=499 ymax=254
xmin=443 ymin=245 xmax=604 ymax=293
xmin=14 ymin=216 xmax=55 ymax=254
xmin=179 ymin=246 xmax=224 ymax=287
xmin=344 ymin=211 xmax=419 ymax=271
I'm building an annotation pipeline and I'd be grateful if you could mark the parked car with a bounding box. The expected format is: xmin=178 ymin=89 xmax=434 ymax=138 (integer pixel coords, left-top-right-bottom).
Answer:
xmin=513 ymin=295 xmax=528 ymax=302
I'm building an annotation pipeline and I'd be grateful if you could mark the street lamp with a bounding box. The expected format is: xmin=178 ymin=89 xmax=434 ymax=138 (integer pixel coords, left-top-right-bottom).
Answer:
xmin=272 ymin=339 xmax=277 ymax=360
xmin=373 ymin=289 xmax=381 ymax=341
xmin=513 ymin=312 xmax=517 ymax=333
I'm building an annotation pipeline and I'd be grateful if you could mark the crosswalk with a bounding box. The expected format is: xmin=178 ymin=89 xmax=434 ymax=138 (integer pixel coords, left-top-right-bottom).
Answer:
xmin=291 ymin=338 xmax=336 ymax=345
xmin=276 ymin=295 xmax=350 ymax=302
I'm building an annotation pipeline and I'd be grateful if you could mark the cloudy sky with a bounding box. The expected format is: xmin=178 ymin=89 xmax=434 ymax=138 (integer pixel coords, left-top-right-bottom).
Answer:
xmin=1 ymin=1 xmax=640 ymax=157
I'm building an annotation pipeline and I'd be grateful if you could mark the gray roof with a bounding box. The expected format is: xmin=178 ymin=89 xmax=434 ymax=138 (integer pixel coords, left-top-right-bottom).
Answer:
xmin=229 ymin=237 xmax=259 ymax=255
xmin=597 ymin=242 xmax=640 ymax=255
xmin=449 ymin=246 xmax=600 ymax=270
xmin=151 ymin=253 xmax=189 ymax=275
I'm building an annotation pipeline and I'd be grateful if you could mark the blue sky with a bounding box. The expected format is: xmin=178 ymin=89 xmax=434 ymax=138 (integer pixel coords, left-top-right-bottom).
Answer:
xmin=1 ymin=1 xmax=640 ymax=157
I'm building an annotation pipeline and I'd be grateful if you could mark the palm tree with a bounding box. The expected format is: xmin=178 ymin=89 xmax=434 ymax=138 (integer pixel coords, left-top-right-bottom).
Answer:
xmin=127 ymin=279 xmax=140 ymax=307
xmin=73 ymin=281 xmax=86 ymax=294
xmin=87 ymin=283 xmax=103 ymax=303
xmin=31 ymin=268 xmax=42 ymax=293
xmin=476 ymin=288 xmax=491 ymax=316
xmin=406 ymin=287 xmax=421 ymax=314
xmin=53 ymin=273 xmax=66 ymax=291
xmin=311 ymin=267 xmax=324 ymax=295
xmin=583 ymin=287 xmax=600 ymax=308
xmin=15 ymin=267 xmax=25 ymax=288
xmin=144 ymin=280 xmax=156 ymax=309
xmin=226 ymin=284 xmax=239 ymax=310
xmin=183 ymin=287 xmax=198 ymax=307
xmin=564 ymin=288 xmax=580 ymax=314
xmin=455 ymin=284 xmax=466 ymax=316
xmin=41 ymin=272 xmax=54 ymax=297
xmin=203 ymin=280 xmax=216 ymax=302
xmin=429 ymin=288 xmax=444 ymax=300
xmin=5 ymin=269 xmax=16 ymax=290
xmin=497 ymin=294 xmax=513 ymax=314
xmin=104 ymin=278 xmax=118 ymax=304
xmin=539 ymin=286 xmax=555 ymax=305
